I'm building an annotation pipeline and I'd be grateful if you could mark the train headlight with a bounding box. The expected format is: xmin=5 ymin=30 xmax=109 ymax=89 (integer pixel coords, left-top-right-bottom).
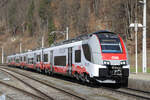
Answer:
xmin=120 ymin=61 xmax=126 ymax=65
xmin=107 ymin=61 xmax=110 ymax=65
xmin=103 ymin=61 xmax=110 ymax=65
xmin=103 ymin=61 xmax=107 ymax=65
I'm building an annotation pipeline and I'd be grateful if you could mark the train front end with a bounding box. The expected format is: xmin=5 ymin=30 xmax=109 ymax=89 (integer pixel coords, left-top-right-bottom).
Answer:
xmin=86 ymin=31 xmax=129 ymax=86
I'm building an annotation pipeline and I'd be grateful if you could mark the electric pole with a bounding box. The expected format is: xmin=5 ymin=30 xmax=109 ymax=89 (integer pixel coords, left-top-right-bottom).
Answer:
xmin=42 ymin=36 xmax=44 ymax=48
xmin=2 ymin=47 xmax=4 ymax=64
xmin=66 ymin=27 xmax=69 ymax=40
xmin=142 ymin=0 xmax=147 ymax=73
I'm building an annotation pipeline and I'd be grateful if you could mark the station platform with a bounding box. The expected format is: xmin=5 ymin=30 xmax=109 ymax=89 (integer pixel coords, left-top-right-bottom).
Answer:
xmin=128 ymin=73 xmax=150 ymax=92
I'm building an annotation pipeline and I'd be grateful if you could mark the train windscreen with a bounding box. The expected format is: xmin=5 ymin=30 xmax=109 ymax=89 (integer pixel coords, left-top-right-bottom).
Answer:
xmin=101 ymin=43 xmax=122 ymax=53
xmin=96 ymin=33 xmax=122 ymax=53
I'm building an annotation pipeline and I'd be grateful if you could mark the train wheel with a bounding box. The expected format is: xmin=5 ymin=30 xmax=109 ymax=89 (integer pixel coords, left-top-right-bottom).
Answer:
xmin=50 ymin=67 xmax=54 ymax=76
xmin=44 ymin=68 xmax=47 ymax=74
xmin=81 ymin=74 xmax=86 ymax=83
xmin=35 ymin=67 xmax=38 ymax=72
xmin=39 ymin=68 xmax=42 ymax=73
xmin=46 ymin=69 xmax=50 ymax=75
xmin=48 ymin=70 xmax=51 ymax=76
xmin=75 ymin=73 xmax=80 ymax=81
xmin=85 ymin=74 xmax=90 ymax=83
xmin=21 ymin=66 xmax=23 ymax=69
xmin=36 ymin=67 xmax=40 ymax=73
xmin=23 ymin=66 xmax=26 ymax=70
xmin=46 ymin=69 xmax=49 ymax=75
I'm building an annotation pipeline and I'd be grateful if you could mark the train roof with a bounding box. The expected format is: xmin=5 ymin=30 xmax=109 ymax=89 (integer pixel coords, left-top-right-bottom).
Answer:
xmin=92 ymin=30 xmax=111 ymax=34
xmin=52 ymin=30 xmax=115 ymax=46
xmin=51 ymin=34 xmax=90 ymax=47
xmin=8 ymin=30 xmax=118 ymax=57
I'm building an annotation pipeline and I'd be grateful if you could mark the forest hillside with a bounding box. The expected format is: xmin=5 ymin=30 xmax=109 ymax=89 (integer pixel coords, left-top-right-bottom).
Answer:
xmin=0 ymin=0 xmax=150 ymax=68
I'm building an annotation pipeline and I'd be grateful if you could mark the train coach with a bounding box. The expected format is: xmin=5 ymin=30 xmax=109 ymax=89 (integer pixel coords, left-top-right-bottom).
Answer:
xmin=7 ymin=30 xmax=130 ymax=86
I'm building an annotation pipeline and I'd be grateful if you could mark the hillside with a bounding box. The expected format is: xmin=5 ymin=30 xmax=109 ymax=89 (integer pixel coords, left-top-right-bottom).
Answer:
xmin=0 ymin=0 xmax=150 ymax=68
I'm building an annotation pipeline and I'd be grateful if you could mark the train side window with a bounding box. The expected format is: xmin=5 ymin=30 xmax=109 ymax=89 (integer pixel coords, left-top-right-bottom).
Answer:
xmin=8 ymin=58 xmax=10 ymax=63
xmin=20 ymin=57 xmax=22 ymax=62
xmin=16 ymin=58 xmax=19 ymax=63
xmin=28 ymin=58 xmax=29 ymax=63
xmin=28 ymin=58 xmax=30 ymax=64
xmin=82 ymin=44 xmax=91 ymax=61
xmin=54 ymin=56 xmax=66 ymax=66
xmin=31 ymin=58 xmax=34 ymax=64
xmin=28 ymin=58 xmax=34 ymax=64
xmin=24 ymin=56 xmax=26 ymax=62
xmin=36 ymin=55 xmax=38 ymax=62
xmin=36 ymin=55 xmax=41 ymax=62
xmin=75 ymin=50 xmax=81 ymax=63
xmin=44 ymin=54 xmax=48 ymax=62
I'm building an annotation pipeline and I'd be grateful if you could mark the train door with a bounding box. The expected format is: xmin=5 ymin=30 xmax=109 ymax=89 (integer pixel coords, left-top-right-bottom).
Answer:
xmin=33 ymin=53 xmax=36 ymax=69
xmin=68 ymin=47 xmax=72 ymax=76
xmin=50 ymin=50 xmax=53 ymax=72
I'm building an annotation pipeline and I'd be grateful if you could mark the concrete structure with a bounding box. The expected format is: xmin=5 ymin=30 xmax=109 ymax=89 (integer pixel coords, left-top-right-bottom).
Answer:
xmin=128 ymin=73 xmax=150 ymax=92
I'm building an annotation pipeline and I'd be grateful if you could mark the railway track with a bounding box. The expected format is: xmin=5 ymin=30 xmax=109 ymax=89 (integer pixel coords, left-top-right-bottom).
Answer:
xmin=1 ymin=65 xmax=150 ymax=100
xmin=121 ymin=88 xmax=150 ymax=99
xmin=0 ymin=66 xmax=87 ymax=100
xmin=0 ymin=80 xmax=45 ymax=100
xmin=101 ymin=86 xmax=150 ymax=100
xmin=125 ymin=87 xmax=150 ymax=95
xmin=0 ymin=68 xmax=54 ymax=100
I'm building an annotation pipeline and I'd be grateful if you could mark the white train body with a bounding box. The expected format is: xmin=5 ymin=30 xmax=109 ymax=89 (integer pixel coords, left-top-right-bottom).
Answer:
xmin=7 ymin=31 xmax=130 ymax=85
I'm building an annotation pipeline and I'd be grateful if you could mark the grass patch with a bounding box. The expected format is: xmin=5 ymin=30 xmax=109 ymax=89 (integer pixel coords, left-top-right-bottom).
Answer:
xmin=130 ymin=67 xmax=150 ymax=73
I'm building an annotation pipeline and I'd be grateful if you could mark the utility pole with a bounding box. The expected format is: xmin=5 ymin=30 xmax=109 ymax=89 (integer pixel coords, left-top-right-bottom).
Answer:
xmin=135 ymin=0 xmax=138 ymax=74
xmin=2 ymin=47 xmax=4 ymax=64
xmin=142 ymin=0 xmax=147 ymax=73
xmin=135 ymin=20 xmax=138 ymax=74
xmin=66 ymin=27 xmax=69 ymax=40
xmin=42 ymin=36 xmax=44 ymax=48
xmin=129 ymin=24 xmax=143 ymax=74
xmin=20 ymin=42 xmax=22 ymax=53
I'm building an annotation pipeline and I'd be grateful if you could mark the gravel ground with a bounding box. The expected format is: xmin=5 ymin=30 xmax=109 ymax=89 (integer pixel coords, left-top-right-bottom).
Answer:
xmin=8 ymin=67 xmax=139 ymax=100
xmin=0 ymin=67 xmax=114 ymax=100
xmin=0 ymin=66 xmax=147 ymax=100
xmin=0 ymin=71 xmax=39 ymax=100
xmin=0 ymin=69 xmax=81 ymax=100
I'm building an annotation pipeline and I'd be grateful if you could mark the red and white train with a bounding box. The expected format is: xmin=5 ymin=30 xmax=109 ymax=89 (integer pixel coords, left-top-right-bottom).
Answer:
xmin=7 ymin=30 xmax=130 ymax=86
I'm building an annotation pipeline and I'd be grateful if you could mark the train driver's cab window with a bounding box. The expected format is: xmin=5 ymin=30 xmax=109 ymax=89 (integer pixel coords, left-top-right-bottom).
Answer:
xmin=44 ymin=54 xmax=48 ymax=62
xmin=75 ymin=50 xmax=81 ymax=63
